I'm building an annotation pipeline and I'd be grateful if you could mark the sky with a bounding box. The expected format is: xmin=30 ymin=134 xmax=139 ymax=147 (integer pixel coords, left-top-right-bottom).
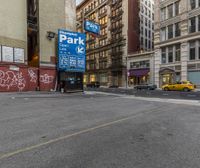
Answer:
xmin=76 ymin=0 xmax=83 ymax=5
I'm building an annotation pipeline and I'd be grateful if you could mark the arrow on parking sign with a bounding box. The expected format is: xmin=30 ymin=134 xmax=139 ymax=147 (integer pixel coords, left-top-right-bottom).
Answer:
xmin=76 ymin=46 xmax=85 ymax=55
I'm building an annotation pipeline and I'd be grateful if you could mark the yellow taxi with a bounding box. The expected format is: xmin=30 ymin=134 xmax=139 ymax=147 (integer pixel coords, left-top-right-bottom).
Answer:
xmin=162 ymin=81 xmax=195 ymax=92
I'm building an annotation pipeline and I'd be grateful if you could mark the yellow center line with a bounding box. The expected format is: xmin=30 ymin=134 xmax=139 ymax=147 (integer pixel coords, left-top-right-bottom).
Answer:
xmin=0 ymin=107 xmax=162 ymax=160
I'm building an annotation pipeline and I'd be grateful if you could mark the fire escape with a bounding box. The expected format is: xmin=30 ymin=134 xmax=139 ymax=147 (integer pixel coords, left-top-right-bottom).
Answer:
xmin=108 ymin=0 xmax=125 ymax=71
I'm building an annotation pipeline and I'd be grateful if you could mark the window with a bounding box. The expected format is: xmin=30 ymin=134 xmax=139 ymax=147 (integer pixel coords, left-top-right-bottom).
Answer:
xmin=161 ymin=48 xmax=166 ymax=64
xmin=99 ymin=5 xmax=107 ymax=15
xmin=99 ymin=61 xmax=107 ymax=69
xmin=176 ymin=72 xmax=181 ymax=82
xmin=175 ymin=22 xmax=181 ymax=37
xmin=141 ymin=26 xmax=144 ymax=35
xmin=161 ymin=27 xmax=166 ymax=41
xmin=145 ymin=39 xmax=148 ymax=48
xmin=198 ymin=16 xmax=200 ymax=31
xmin=89 ymin=63 xmax=95 ymax=70
xmin=189 ymin=17 xmax=196 ymax=33
xmin=99 ymin=73 xmax=108 ymax=83
xmin=145 ymin=7 xmax=147 ymax=16
xmin=148 ymin=20 xmax=151 ymax=28
xmin=168 ymin=25 xmax=173 ymax=39
xmin=140 ymin=37 xmax=144 ymax=44
xmin=190 ymin=41 xmax=196 ymax=60
xmin=189 ymin=15 xmax=200 ymax=33
xmin=148 ymin=0 xmax=151 ymax=8
xmin=145 ymin=18 xmax=148 ymax=26
xmin=99 ymin=39 xmax=106 ymax=46
xmin=99 ymin=16 xmax=107 ymax=25
xmin=148 ymin=40 xmax=151 ymax=49
xmin=130 ymin=60 xmax=150 ymax=69
xmin=175 ymin=44 xmax=181 ymax=62
xmin=161 ymin=23 xmax=181 ymax=40
xmin=148 ymin=10 xmax=151 ymax=18
xmin=188 ymin=40 xmax=200 ymax=60
xmin=161 ymin=7 xmax=166 ymax=21
xmin=161 ymin=2 xmax=180 ymax=21
xmin=161 ymin=44 xmax=181 ymax=64
xmin=140 ymin=15 xmax=143 ymax=24
xmin=167 ymin=4 xmax=173 ymax=19
xmin=175 ymin=1 xmax=179 ymax=16
xmin=89 ymin=13 xmax=96 ymax=20
xmin=100 ymin=28 xmax=106 ymax=35
xmin=190 ymin=0 xmax=196 ymax=10
xmin=168 ymin=46 xmax=173 ymax=63
xmin=141 ymin=5 xmax=144 ymax=13
xmin=149 ymin=30 xmax=151 ymax=38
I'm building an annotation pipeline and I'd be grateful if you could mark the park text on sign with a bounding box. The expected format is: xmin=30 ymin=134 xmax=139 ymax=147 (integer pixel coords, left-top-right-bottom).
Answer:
xmin=58 ymin=30 xmax=86 ymax=72
xmin=84 ymin=20 xmax=100 ymax=35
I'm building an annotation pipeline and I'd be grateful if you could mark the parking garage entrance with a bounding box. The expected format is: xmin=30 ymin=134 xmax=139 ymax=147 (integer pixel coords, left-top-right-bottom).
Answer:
xmin=59 ymin=72 xmax=83 ymax=92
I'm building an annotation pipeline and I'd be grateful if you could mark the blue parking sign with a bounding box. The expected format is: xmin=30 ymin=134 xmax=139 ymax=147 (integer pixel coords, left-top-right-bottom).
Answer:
xmin=58 ymin=29 xmax=86 ymax=72
xmin=84 ymin=20 xmax=100 ymax=35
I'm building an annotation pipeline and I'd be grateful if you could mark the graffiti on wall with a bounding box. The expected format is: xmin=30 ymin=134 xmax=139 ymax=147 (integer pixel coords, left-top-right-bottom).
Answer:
xmin=28 ymin=69 xmax=37 ymax=83
xmin=28 ymin=69 xmax=54 ymax=84
xmin=0 ymin=70 xmax=26 ymax=91
xmin=40 ymin=74 xmax=54 ymax=84
xmin=0 ymin=68 xmax=55 ymax=91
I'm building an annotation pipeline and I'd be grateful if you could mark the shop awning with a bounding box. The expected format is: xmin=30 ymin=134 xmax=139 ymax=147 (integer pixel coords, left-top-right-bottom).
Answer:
xmin=128 ymin=68 xmax=150 ymax=77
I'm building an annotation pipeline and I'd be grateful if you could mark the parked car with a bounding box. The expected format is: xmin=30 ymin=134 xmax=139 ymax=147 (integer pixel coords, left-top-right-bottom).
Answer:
xmin=109 ymin=85 xmax=119 ymax=88
xmin=134 ymin=84 xmax=157 ymax=90
xmin=86 ymin=81 xmax=100 ymax=88
xmin=162 ymin=81 xmax=195 ymax=92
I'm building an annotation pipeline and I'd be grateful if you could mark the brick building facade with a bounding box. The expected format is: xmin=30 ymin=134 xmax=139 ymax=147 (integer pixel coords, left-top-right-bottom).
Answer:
xmin=77 ymin=0 xmax=154 ymax=87
xmin=76 ymin=0 xmax=140 ymax=87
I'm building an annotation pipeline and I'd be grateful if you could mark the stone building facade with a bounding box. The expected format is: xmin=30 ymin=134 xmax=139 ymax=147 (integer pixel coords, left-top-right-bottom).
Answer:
xmin=127 ymin=51 xmax=154 ymax=87
xmin=0 ymin=0 xmax=76 ymax=92
xmin=154 ymin=0 xmax=200 ymax=87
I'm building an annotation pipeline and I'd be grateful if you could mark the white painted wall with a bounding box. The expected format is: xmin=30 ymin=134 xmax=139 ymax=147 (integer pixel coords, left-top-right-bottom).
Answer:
xmin=0 ymin=0 xmax=27 ymax=41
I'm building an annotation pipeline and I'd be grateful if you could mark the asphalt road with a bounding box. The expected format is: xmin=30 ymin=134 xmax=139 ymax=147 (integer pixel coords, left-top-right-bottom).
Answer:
xmin=85 ymin=87 xmax=200 ymax=100
xmin=0 ymin=92 xmax=200 ymax=168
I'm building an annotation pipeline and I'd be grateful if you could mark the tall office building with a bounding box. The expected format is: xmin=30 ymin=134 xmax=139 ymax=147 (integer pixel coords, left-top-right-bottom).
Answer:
xmin=139 ymin=0 xmax=154 ymax=51
xmin=76 ymin=0 xmax=154 ymax=87
xmin=154 ymin=0 xmax=200 ymax=87
xmin=0 ymin=0 xmax=76 ymax=92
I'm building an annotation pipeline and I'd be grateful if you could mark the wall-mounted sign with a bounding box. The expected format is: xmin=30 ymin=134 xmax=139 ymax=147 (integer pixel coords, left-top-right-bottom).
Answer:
xmin=14 ymin=48 xmax=25 ymax=63
xmin=58 ymin=29 xmax=86 ymax=72
xmin=84 ymin=20 xmax=100 ymax=35
xmin=9 ymin=65 xmax=19 ymax=71
xmin=2 ymin=46 xmax=13 ymax=62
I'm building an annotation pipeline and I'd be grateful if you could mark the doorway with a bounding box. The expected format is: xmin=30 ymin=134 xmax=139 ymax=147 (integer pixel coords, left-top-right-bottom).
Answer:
xmin=59 ymin=72 xmax=83 ymax=92
xmin=27 ymin=0 xmax=39 ymax=67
